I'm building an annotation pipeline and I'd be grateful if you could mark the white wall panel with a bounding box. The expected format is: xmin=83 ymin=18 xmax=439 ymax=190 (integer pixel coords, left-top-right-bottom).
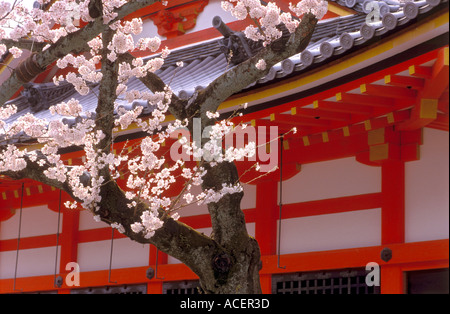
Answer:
xmin=79 ymin=209 xmax=105 ymax=231
xmin=405 ymin=128 xmax=449 ymax=243
xmin=280 ymin=157 xmax=382 ymax=204
xmin=0 ymin=205 xmax=60 ymax=240
xmin=77 ymin=238 xmax=149 ymax=272
xmin=0 ymin=246 xmax=60 ymax=279
xmin=278 ymin=208 xmax=381 ymax=255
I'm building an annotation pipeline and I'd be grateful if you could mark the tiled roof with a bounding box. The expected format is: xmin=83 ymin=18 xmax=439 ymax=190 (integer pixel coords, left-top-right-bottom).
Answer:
xmin=4 ymin=0 xmax=448 ymax=130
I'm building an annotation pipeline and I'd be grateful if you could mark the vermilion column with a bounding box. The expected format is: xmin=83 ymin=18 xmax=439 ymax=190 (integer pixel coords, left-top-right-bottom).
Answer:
xmin=58 ymin=207 xmax=80 ymax=294
xmin=147 ymin=245 xmax=167 ymax=294
xmin=381 ymin=159 xmax=405 ymax=245
xmin=381 ymin=265 xmax=404 ymax=294
xmin=381 ymin=159 xmax=405 ymax=294
xmin=255 ymin=180 xmax=278 ymax=294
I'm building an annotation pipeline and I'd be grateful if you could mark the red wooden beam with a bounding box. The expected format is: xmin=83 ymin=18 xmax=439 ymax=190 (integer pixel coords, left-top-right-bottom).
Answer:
xmin=261 ymin=239 xmax=449 ymax=275
xmin=253 ymin=119 xmax=293 ymax=134
xmin=360 ymin=83 xmax=417 ymax=100
xmin=281 ymin=193 xmax=382 ymax=219
xmin=295 ymin=107 xmax=351 ymax=122
xmin=427 ymin=113 xmax=449 ymax=131
xmin=385 ymin=74 xmax=425 ymax=90
xmin=409 ymin=65 xmax=432 ymax=80
xmin=315 ymin=100 xmax=373 ymax=115
xmin=438 ymin=92 xmax=449 ymax=113
xmin=397 ymin=98 xmax=438 ymax=130
xmin=336 ymin=92 xmax=395 ymax=108
xmin=275 ymin=113 xmax=331 ymax=128
xmin=422 ymin=47 xmax=449 ymax=99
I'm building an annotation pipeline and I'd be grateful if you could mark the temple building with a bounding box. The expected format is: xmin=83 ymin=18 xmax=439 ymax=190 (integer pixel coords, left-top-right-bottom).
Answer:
xmin=0 ymin=0 xmax=448 ymax=294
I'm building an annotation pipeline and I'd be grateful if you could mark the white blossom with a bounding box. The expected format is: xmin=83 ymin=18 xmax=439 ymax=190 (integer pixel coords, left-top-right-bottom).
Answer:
xmin=255 ymin=59 xmax=266 ymax=70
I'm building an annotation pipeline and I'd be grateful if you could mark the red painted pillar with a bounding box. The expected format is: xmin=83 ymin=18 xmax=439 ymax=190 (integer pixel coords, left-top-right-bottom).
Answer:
xmin=147 ymin=282 xmax=163 ymax=294
xmin=381 ymin=159 xmax=405 ymax=245
xmin=147 ymin=245 xmax=167 ymax=294
xmin=381 ymin=159 xmax=405 ymax=294
xmin=59 ymin=209 xmax=79 ymax=273
xmin=381 ymin=265 xmax=405 ymax=294
xmin=254 ymin=180 xmax=278 ymax=294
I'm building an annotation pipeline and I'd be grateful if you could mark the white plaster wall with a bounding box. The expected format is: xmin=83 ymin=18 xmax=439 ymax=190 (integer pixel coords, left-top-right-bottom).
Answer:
xmin=405 ymin=128 xmax=449 ymax=243
xmin=79 ymin=209 xmax=107 ymax=231
xmin=137 ymin=18 xmax=161 ymax=41
xmin=278 ymin=208 xmax=382 ymax=255
xmin=0 ymin=246 xmax=60 ymax=279
xmin=0 ymin=205 xmax=61 ymax=240
xmin=77 ymin=238 xmax=150 ymax=272
xmin=280 ymin=157 xmax=382 ymax=204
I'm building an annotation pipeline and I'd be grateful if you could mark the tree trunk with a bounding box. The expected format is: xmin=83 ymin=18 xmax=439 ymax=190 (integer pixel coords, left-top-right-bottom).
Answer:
xmin=199 ymin=231 xmax=262 ymax=294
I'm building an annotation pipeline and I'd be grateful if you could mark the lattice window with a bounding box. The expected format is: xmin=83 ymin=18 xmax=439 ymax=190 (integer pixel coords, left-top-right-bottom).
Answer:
xmin=70 ymin=284 xmax=147 ymax=294
xmin=272 ymin=269 xmax=380 ymax=294
xmin=163 ymin=280 xmax=201 ymax=294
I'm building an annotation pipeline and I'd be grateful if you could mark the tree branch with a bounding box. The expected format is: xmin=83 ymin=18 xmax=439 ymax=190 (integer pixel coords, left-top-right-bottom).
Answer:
xmin=0 ymin=152 xmax=77 ymax=199
xmin=0 ymin=39 xmax=47 ymax=52
xmin=193 ymin=12 xmax=318 ymax=123
xmin=95 ymin=29 xmax=119 ymax=156
xmin=122 ymin=52 xmax=188 ymax=120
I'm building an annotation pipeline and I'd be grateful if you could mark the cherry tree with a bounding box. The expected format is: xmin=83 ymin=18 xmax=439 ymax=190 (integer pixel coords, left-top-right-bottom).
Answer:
xmin=0 ymin=0 xmax=327 ymax=293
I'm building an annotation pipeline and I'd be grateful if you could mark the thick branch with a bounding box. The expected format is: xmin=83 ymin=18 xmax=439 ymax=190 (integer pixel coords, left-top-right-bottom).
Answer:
xmin=0 ymin=39 xmax=47 ymax=51
xmin=96 ymin=29 xmax=119 ymax=155
xmin=122 ymin=52 xmax=188 ymax=120
xmin=0 ymin=152 xmax=81 ymax=202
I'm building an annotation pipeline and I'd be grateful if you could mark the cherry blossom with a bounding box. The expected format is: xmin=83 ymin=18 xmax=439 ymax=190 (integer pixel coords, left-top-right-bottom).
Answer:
xmin=255 ymin=59 xmax=266 ymax=70
xmin=0 ymin=0 xmax=328 ymax=241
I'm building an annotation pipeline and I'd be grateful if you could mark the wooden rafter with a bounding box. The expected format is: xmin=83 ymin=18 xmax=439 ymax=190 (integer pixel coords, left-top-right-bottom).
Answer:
xmin=336 ymin=92 xmax=395 ymax=108
xmin=385 ymin=74 xmax=425 ymax=90
xmin=314 ymin=100 xmax=373 ymax=115
xmin=274 ymin=113 xmax=331 ymax=128
xmin=409 ymin=65 xmax=432 ymax=80
xmin=360 ymin=83 xmax=417 ymax=100
xmin=422 ymin=47 xmax=449 ymax=99
xmin=293 ymin=107 xmax=351 ymax=122
xmin=398 ymin=47 xmax=449 ymax=130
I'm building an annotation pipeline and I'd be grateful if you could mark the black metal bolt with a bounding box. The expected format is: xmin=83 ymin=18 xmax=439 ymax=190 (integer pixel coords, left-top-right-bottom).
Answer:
xmin=146 ymin=267 xmax=155 ymax=280
xmin=381 ymin=247 xmax=393 ymax=262
xmin=54 ymin=275 xmax=63 ymax=288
